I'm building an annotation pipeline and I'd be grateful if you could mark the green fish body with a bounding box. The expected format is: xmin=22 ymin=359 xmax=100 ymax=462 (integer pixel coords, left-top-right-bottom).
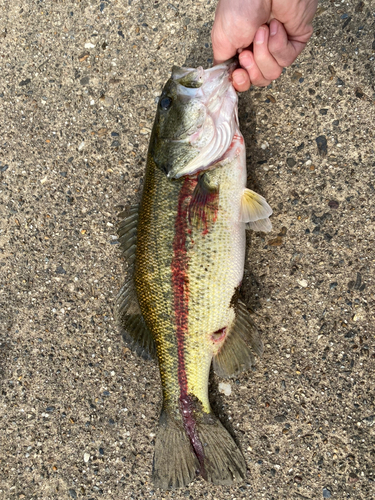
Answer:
xmin=117 ymin=61 xmax=272 ymax=489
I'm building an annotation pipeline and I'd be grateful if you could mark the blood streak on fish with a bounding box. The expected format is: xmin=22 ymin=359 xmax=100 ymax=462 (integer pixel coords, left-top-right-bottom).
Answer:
xmin=171 ymin=176 xmax=207 ymax=476
xmin=171 ymin=176 xmax=195 ymax=394
xmin=180 ymin=395 xmax=207 ymax=479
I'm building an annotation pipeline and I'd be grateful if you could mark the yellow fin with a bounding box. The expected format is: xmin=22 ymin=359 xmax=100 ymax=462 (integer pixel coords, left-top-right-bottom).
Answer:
xmin=246 ymin=218 xmax=272 ymax=232
xmin=240 ymin=188 xmax=272 ymax=230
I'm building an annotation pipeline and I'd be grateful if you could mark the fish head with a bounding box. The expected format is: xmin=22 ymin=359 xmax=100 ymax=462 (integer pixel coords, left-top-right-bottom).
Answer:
xmin=150 ymin=60 xmax=239 ymax=179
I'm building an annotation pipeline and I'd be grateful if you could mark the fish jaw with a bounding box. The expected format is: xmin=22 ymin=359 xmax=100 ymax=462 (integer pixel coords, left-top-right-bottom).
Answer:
xmin=168 ymin=64 xmax=239 ymax=179
xmin=170 ymin=59 xmax=238 ymax=89
xmin=151 ymin=60 xmax=239 ymax=179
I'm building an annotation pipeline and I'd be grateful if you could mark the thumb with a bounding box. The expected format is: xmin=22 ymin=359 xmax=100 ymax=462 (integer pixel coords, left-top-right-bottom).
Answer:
xmin=211 ymin=24 xmax=237 ymax=64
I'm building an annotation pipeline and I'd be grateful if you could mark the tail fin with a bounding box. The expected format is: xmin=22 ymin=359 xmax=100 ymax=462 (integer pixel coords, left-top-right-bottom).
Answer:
xmin=153 ymin=411 xmax=199 ymax=489
xmin=197 ymin=415 xmax=246 ymax=486
xmin=153 ymin=410 xmax=246 ymax=489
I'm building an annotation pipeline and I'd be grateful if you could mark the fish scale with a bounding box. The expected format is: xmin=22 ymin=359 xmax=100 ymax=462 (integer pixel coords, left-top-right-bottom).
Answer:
xmin=117 ymin=61 xmax=272 ymax=489
xmin=135 ymin=159 xmax=181 ymax=409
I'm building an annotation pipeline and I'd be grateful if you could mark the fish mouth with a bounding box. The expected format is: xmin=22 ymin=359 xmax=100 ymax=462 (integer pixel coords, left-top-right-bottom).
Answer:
xmin=167 ymin=59 xmax=239 ymax=179
xmin=202 ymin=58 xmax=239 ymax=80
xmin=172 ymin=58 xmax=238 ymax=89
xmin=155 ymin=59 xmax=239 ymax=180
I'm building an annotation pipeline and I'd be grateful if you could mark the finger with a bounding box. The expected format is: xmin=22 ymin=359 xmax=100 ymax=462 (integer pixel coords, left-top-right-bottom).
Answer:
xmin=211 ymin=24 xmax=237 ymax=64
xmin=232 ymin=68 xmax=251 ymax=92
xmin=239 ymin=49 xmax=271 ymax=88
xmin=211 ymin=0 xmax=267 ymax=66
xmin=252 ymin=25 xmax=283 ymax=82
xmin=269 ymin=19 xmax=306 ymax=68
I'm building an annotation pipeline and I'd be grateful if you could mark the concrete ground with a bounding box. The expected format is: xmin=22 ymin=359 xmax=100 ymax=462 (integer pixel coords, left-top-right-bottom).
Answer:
xmin=0 ymin=0 xmax=374 ymax=499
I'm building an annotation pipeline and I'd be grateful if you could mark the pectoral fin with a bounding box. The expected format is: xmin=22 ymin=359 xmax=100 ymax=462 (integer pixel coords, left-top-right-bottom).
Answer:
xmin=246 ymin=218 xmax=272 ymax=233
xmin=240 ymin=188 xmax=272 ymax=232
xmin=188 ymin=173 xmax=219 ymax=232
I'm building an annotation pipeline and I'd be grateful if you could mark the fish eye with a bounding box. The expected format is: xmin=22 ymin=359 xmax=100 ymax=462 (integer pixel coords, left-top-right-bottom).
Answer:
xmin=160 ymin=96 xmax=172 ymax=110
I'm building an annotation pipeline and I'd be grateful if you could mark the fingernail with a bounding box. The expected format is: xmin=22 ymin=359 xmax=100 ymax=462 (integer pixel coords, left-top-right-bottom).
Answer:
xmin=270 ymin=22 xmax=278 ymax=36
xmin=255 ymin=27 xmax=266 ymax=45
xmin=235 ymin=73 xmax=246 ymax=85
xmin=241 ymin=54 xmax=253 ymax=70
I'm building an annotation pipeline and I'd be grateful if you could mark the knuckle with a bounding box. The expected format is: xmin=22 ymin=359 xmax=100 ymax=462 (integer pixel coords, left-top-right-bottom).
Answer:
xmin=275 ymin=55 xmax=294 ymax=68
xmin=253 ymin=77 xmax=270 ymax=88
xmin=263 ymin=68 xmax=282 ymax=81
xmin=269 ymin=44 xmax=297 ymax=68
xmin=269 ymin=44 xmax=289 ymax=64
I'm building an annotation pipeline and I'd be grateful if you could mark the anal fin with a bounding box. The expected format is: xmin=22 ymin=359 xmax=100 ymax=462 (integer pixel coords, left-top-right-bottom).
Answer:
xmin=213 ymin=300 xmax=263 ymax=378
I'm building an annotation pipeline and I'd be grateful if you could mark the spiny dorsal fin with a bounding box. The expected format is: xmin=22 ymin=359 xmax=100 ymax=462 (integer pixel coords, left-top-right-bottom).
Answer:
xmin=117 ymin=205 xmax=139 ymax=263
xmin=116 ymin=279 xmax=156 ymax=360
xmin=116 ymin=205 xmax=156 ymax=359
xmin=213 ymin=300 xmax=263 ymax=378
xmin=240 ymin=188 xmax=272 ymax=232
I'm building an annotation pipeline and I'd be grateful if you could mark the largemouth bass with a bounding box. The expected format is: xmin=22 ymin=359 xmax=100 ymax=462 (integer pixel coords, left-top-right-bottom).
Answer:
xmin=116 ymin=60 xmax=272 ymax=489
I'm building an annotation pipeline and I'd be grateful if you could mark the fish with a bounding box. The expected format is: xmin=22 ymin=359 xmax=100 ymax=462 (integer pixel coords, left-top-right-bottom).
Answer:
xmin=116 ymin=59 xmax=272 ymax=489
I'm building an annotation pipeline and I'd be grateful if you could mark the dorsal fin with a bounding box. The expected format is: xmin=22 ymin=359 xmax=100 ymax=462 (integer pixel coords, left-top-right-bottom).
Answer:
xmin=212 ymin=300 xmax=263 ymax=378
xmin=117 ymin=205 xmax=139 ymax=264
xmin=116 ymin=279 xmax=156 ymax=360
xmin=116 ymin=205 xmax=156 ymax=359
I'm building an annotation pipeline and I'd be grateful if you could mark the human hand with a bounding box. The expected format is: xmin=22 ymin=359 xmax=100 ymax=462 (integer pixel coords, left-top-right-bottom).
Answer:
xmin=211 ymin=0 xmax=318 ymax=91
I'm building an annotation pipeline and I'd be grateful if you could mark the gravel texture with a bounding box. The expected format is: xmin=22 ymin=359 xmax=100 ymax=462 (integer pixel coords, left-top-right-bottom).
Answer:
xmin=1 ymin=0 xmax=374 ymax=499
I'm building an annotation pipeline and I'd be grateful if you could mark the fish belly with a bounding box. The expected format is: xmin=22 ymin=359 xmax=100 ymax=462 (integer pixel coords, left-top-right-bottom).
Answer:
xmin=185 ymin=156 xmax=246 ymax=411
